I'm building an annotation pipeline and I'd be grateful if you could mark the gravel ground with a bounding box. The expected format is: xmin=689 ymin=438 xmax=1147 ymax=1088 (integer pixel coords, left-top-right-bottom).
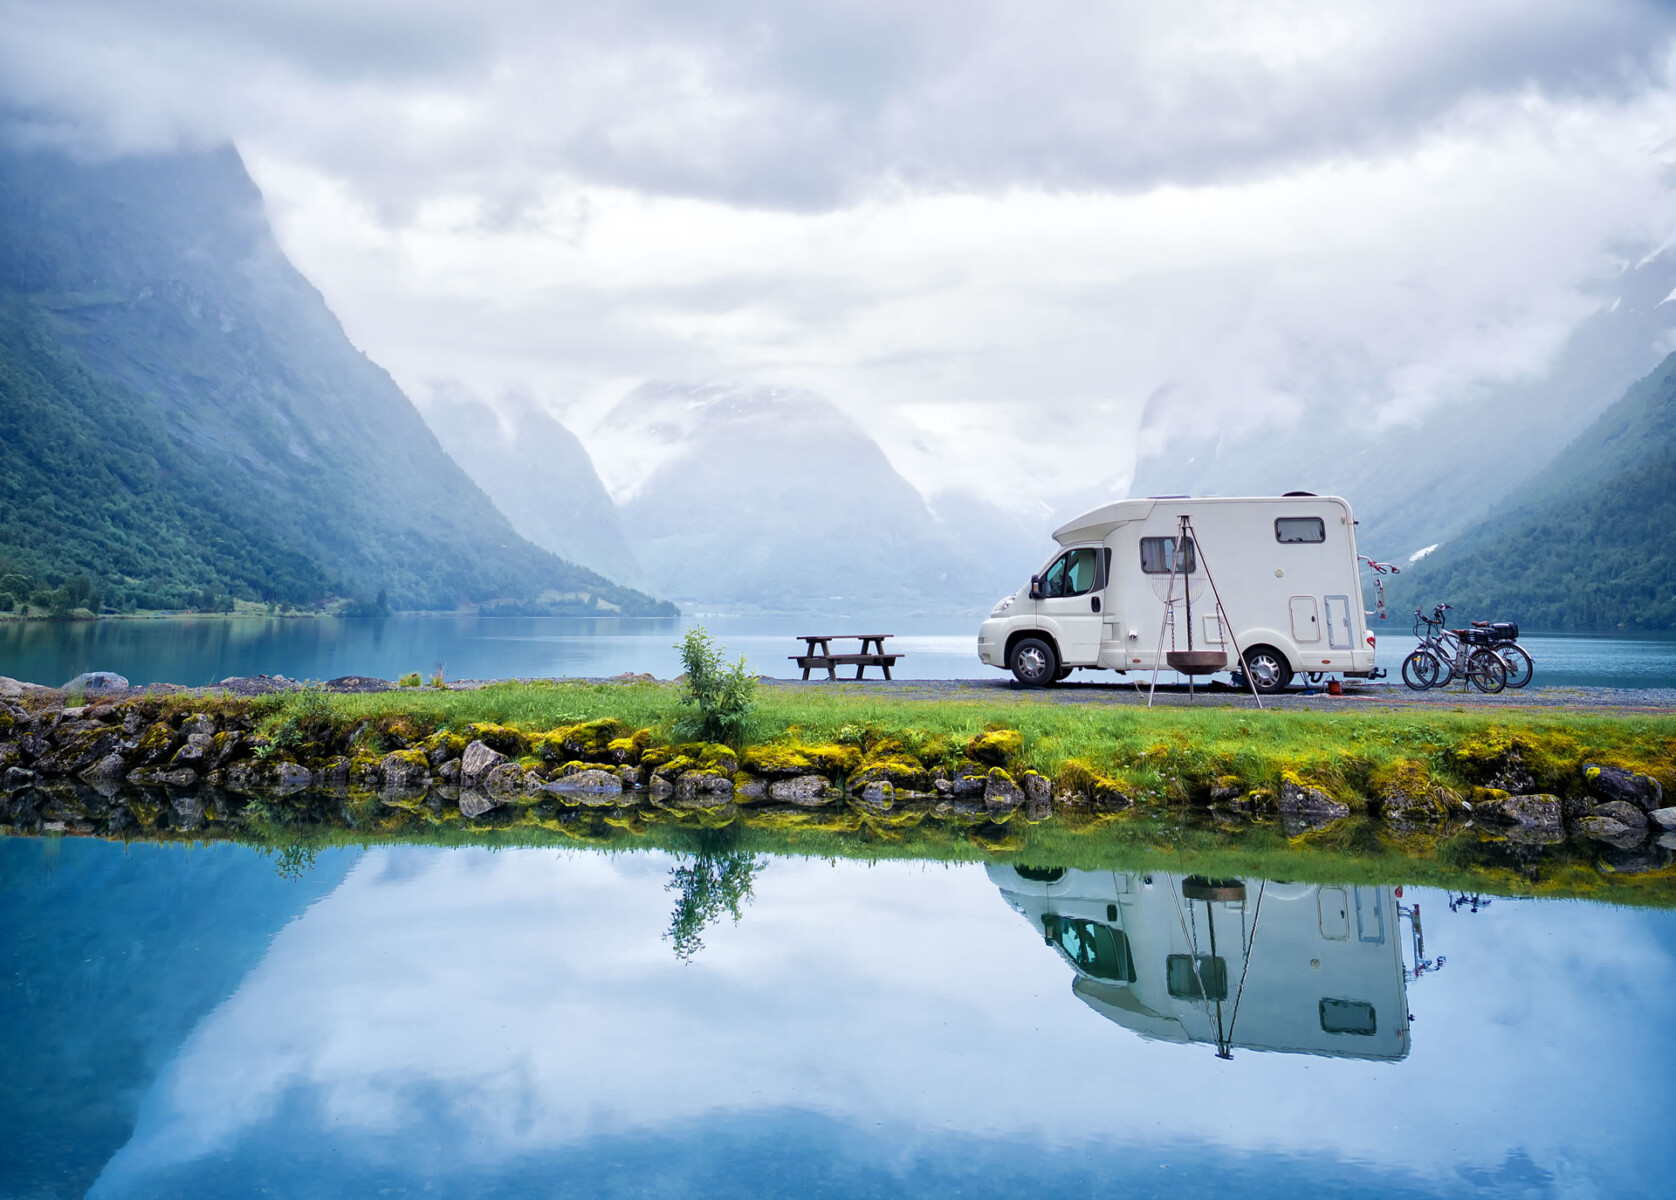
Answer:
xmin=750 ymin=676 xmax=1676 ymax=713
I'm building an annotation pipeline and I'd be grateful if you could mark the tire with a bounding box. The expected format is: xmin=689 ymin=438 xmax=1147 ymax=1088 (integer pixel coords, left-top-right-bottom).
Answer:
xmin=1242 ymin=645 xmax=1293 ymax=693
xmin=1497 ymin=644 xmax=1533 ymax=689
xmin=1009 ymin=636 xmax=1059 ymax=687
xmin=1467 ymin=649 xmax=1507 ymax=694
xmin=1402 ymin=649 xmax=1445 ymax=690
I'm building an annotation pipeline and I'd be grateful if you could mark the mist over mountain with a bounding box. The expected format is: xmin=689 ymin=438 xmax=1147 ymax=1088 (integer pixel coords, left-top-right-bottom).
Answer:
xmin=1389 ymin=351 xmax=1676 ymax=631
xmin=590 ymin=382 xmax=996 ymax=614
xmin=0 ymin=143 xmax=670 ymax=615
xmin=422 ymin=388 xmax=640 ymax=587
xmin=1130 ymin=249 xmax=1676 ymax=565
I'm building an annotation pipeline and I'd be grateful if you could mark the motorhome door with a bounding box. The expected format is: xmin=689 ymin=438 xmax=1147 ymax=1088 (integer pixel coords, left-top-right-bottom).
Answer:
xmin=1035 ymin=546 xmax=1106 ymax=665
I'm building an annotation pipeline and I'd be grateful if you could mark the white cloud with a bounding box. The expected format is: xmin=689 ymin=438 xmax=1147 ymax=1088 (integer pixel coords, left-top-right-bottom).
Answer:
xmin=5 ymin=1 xmax=1676 ymax=515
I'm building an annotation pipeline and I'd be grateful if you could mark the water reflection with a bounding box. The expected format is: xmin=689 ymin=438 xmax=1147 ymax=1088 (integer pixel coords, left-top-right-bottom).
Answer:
xmin=2 ymin=838 xmax=1672 ymax=1198
xmin=988 ymin=866 xmax=1411 ymax=1061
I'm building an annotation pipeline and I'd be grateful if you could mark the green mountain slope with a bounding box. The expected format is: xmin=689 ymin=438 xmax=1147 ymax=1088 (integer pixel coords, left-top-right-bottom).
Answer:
xmin=0 ymin=144 xmax=673 ymax=616
xmin=1390 ymin=352 xmax=1676 ymax=630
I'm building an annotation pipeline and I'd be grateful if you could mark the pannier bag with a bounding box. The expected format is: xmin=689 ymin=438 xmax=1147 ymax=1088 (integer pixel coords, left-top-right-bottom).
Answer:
xmin=1485 ymin=622 xmax=1519 ymax=642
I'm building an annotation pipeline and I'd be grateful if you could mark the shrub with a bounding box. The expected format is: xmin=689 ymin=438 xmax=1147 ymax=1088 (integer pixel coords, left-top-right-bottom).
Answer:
xmin=398 ymin=672 xmax=422 ymax=688
xmin=674 ymin=627 xmax=757 ymax=746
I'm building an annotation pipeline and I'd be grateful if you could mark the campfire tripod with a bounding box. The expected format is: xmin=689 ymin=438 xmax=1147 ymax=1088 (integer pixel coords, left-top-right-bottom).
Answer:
xmin=1147 ymin=513 xmax=1264 ymax=710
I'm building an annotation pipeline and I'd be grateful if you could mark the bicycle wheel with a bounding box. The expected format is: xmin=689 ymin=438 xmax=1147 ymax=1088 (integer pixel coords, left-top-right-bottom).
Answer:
xmin=1497 ymin=643 xmax=1533 ymax=689
xmin=1402 ymin=649 xmax=1444 ymax=690
xmin=1467 ymin=649 xmax=1507 ymax=694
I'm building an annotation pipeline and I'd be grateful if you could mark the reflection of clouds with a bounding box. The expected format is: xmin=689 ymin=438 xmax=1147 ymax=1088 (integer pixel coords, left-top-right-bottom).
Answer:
xmin=92 ymin=851 xmax=1676 ymax=1195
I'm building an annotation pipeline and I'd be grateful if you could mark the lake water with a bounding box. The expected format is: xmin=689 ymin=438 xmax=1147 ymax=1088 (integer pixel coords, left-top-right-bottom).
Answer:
xmin=3 ymin=614 xmax=1676 ymax=690
xmin=4 ymin=835 xmax=1672 ymax=1199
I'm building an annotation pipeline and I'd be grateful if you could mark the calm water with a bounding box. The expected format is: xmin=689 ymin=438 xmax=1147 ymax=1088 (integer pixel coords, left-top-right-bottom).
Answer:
xmin=3 ymin=836 xmax=1673 ymax=1198
xmin=3 ymin=615 xmax=1675 ymax=689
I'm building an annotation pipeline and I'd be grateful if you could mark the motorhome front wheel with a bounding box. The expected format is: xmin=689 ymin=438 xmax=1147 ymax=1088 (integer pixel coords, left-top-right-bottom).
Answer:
xmin=1009 ymin=636 xmax=1059 ymax=687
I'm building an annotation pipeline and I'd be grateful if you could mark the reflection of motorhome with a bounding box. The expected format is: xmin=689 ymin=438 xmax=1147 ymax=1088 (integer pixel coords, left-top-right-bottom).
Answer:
xmin=976 ymin=495 xmax=1378 ymax=690
xmin=987 ymin=865 xmax=1410 ymax=1061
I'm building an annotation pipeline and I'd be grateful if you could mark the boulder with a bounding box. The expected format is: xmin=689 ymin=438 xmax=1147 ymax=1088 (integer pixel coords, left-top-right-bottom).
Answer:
xmin=674 ymin=771 xmax=734 ymax=806
xmin=857 ymin=781 xmax=895 ymax=810
xmin=547 ymin=769 xmax=623 ymax=796
xmin=1587 ymin=799 xmax=1648 ymax=833
xmin=1579 ymin=813 xmax=1645 ymax=850
xmin=437 ymin=758 xmax=462 ymax=785
xmin=460 ymin=740 xmax=506 ymax=788
xmin=769 ymin=775 xmax=830 ymax=804
xmin=1279 ymin=777 xmax=1349 ymax=833
xmin=2 ymin=765 xmax=35 ymax=791
xmin=79 ymin=752 xmax=128 ymax=785
xmin=170 ymin=733 xmax=216 ymax=769
xmin=179 ymin=713 xmax=217 ymax=740
xmin=1021 ymin=771 xmax=1052 ymax=822
xmin=1582 ymin=764 xmax=1664 ymax=812
xmin=63 ymin=671 xmax=129 ymax=692
xmin=481 ymin=762 xmax=530 ymax=798
xmin=1648 ymin=807 xmax=1676 ymax=831
xmin=984 ymin=768 xmax=1024 ymax=818
xmin=1471 ymin=793 xmax=1562 ymax=836
xmin=269 ymin=761 xmax=313 ymax=793
xmin=380 ymin=750 xmax=432 ymax=790
xmin=458 ymin=791 xmax=502 ymax=819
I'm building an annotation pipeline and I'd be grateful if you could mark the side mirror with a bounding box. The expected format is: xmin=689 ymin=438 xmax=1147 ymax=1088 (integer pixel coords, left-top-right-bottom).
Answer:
xmin=1028 ymin=574 xmax=1043 ymax=600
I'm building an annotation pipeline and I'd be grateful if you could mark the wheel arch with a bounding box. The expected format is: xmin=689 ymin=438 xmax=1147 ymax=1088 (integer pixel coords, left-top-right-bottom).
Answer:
xmin=1005 ymin=627 xmax=1061 ymax=665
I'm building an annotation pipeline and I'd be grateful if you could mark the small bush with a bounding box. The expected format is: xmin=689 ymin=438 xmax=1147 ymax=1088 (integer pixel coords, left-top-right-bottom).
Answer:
xmin=398 ymin=672 xmax=422 ymax=688
xmin=674 ymin=627 xmax=757 ymax=746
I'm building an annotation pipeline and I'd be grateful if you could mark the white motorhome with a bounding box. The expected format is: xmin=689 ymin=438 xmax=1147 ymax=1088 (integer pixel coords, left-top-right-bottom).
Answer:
xmin=987 ymin=865 xmax=1411 ymax=1062
xmin=978 ymin=494 xmax=1379 ymax=690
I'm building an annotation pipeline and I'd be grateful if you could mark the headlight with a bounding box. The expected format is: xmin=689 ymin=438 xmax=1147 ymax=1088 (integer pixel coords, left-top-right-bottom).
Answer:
xmin=990 ymin=595 xmax=1015 ymax=617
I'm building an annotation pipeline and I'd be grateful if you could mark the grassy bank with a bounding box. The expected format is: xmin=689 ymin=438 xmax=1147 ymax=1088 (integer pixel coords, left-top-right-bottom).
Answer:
xmin=252 ymin=679 xmax=1676 ymax=804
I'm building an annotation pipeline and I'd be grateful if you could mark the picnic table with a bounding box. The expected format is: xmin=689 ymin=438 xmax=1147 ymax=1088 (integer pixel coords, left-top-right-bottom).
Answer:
xmin=790 ymin=634 xmax=901 ymax=680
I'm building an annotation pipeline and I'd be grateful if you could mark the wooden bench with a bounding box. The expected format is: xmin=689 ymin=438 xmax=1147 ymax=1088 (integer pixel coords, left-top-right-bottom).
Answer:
xmin=791 ymin=634 xmax=901 ymax=680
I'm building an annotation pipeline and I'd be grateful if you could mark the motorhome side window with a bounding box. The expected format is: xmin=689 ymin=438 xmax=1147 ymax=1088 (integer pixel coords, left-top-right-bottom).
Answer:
xmin=1041 ymin=547 xmax=1100 ymax=597
xmin=1275 ymin=517 xmax=1326 ymax=544
xmin=1139 ymin=536 xmax=1196 ymax=574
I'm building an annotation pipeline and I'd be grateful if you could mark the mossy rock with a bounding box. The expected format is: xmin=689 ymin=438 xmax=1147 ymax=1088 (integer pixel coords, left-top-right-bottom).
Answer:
xmin=852 ymin=753 xmax=929 ymax=791
xmin=1370 ymin=758 xmax=1456 ymax=820
xmin=742 ymin=742 xmax=862 ymax=779
xmin=606 ymin=729 xmax=653 ymax=764
xmin=967 ymin=728 xmax=1023 ymax=766
xmin=422 ymin=730 xmax=469 ymax=761
xmin=546 ymin=718 xmax=631 ymax=761
xmin=466 ymin=723 xmax=529 ymax=756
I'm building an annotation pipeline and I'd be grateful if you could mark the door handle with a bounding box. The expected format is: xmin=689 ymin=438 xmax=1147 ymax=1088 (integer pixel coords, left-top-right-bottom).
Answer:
xmin=1092 ymin=597 xmax=1101 ymax=613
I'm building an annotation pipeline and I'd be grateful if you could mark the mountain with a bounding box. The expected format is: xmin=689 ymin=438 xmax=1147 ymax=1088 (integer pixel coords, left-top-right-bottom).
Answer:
xmin=422 ymin=388 xmax=641 ymax=586
xmin=0 ymin=143 xmax=671 ymax=616
xmin=591 ymin=382 xmax=993 ymax=614
xmin=1129 ymin=249 xmax=1676 ymax=565
xmin=1388 ymin=351 xmax=1676 ymax=630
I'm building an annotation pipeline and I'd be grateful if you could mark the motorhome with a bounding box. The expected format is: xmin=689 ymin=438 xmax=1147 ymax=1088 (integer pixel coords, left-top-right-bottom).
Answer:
xmin=977 ymin=494 xmax=1379 ymax=690
xmin=987 ymin=865 xmax=1412 ymax=1062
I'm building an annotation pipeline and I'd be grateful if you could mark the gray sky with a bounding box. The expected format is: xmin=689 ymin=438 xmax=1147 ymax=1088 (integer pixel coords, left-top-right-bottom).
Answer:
xmin=6 ymin=0 xmax=1676 ymax=509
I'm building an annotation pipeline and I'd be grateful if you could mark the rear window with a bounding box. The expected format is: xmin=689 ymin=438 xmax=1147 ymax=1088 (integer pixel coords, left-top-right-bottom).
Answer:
xmin=1275 ymin=517 xmax=1326 ymax=544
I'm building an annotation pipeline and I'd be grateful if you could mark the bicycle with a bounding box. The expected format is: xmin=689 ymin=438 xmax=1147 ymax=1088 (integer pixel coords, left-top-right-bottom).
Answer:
xmin=1470 ymin=620 xmax=1533 ymax=689
xmin=1402 ymin=605 xmax=1507 ymax=693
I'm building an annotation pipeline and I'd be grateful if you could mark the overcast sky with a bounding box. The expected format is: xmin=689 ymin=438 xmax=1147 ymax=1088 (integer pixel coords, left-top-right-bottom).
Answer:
xmin=6 ymin=0 xmax=1676 ymax=509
